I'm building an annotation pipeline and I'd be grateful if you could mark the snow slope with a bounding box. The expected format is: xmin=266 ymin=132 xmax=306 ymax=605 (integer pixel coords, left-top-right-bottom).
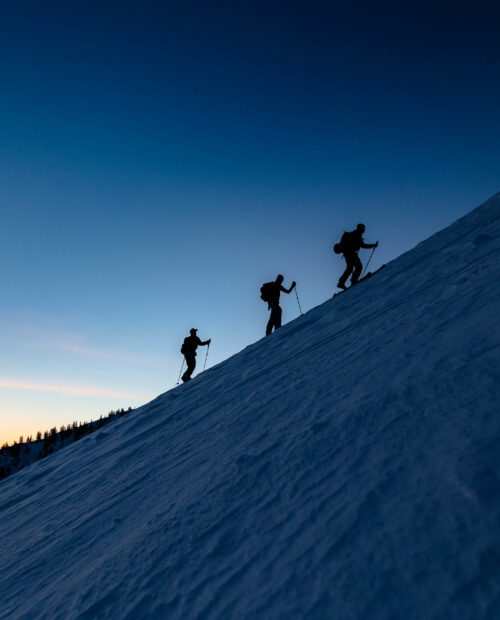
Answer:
xmin=1 ymin=194 xmax=500 ymax=619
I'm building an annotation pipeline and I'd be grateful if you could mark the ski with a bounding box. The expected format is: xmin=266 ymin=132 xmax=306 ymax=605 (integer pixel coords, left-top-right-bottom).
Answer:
xmin=333 ymin=264 xmax=386 ymax=297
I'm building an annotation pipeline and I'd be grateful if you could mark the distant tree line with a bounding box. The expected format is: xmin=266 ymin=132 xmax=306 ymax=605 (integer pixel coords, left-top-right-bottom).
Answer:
xmin=0 ymin=407 xmax=133 ymax=482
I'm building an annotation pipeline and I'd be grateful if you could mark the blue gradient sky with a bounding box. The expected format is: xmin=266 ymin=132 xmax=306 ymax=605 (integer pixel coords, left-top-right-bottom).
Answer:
xmin=1 ymin=1 xmax=499 ymax=443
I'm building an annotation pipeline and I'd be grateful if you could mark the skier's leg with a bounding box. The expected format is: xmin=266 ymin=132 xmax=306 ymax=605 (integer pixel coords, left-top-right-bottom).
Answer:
xmin=274 ymin=305 xmax=283 ymax=330
xmin=186 ymin=358 xmax=196 ymax=380
xmin=182 ymin=355 xmax=196 ymax=381
xmin=351 ymin=255 xmax=362 ymax=284
xmin=181 ymin=356 xmax=189 ymax=382
xmin=266 ymin=305 xmax=281 ymax=335
xmin=266 ymin=309 xmax=274 ymax=336
xmin=338 ymin=255 xmax=354 ymax=287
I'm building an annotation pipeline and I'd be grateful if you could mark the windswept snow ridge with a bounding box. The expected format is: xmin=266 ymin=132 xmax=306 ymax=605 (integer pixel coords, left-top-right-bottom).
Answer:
xmin=1 ymin=194 xmax=500 ymax=619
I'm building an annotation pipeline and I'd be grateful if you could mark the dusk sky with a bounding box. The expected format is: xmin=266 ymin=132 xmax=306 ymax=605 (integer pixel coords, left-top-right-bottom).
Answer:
xmin=1 ymin=1 xmax=499 ymax=443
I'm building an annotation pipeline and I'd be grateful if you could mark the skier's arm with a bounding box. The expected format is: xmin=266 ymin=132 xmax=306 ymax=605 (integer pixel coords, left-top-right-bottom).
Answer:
xmin=360 ymin=240 xmax=378 ymax=249
xmin=200 ymin=339 xmax=211 ymax=346
xmin=281 ymin=281 xmax=297 ymax=294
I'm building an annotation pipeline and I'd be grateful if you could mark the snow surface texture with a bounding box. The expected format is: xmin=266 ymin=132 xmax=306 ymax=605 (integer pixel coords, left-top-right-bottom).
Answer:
xmin=1 ymin=194 xmax=500 ymax=620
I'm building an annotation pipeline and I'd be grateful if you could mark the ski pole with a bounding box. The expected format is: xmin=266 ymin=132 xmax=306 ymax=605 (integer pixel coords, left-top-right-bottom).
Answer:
xmin=361 ymin=246 xmax=377 ymax=279
xmin=294 ymin=287 xmax=303 ymax=316
xmin=203 ymin=343 xmax=210 ymax=371
xmin=176 ymin=358 xmax=185 ymax=385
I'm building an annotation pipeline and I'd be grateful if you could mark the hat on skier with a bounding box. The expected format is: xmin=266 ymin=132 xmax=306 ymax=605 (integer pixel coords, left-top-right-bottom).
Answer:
xmin=356 ymin=223 xmax=366 ymax=232
xmin=190 ymin=328 xmax=198 ymax=334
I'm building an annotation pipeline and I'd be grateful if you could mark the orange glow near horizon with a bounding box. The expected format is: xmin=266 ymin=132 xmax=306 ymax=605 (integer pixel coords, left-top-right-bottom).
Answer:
xmin=0 ymin=380 xmax=151 ymax=445
xmin=0 ymin=379 xmax=148 ymax=400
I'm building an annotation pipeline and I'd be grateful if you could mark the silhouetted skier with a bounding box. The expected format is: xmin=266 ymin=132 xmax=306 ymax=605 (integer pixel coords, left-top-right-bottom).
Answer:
xmin=181 ymin=328 xmax=211 ymax=382
xmin=335 ymin=223 xmax=378 ymax=289
xmin=261 ymin=275 xmax=296 ymax=336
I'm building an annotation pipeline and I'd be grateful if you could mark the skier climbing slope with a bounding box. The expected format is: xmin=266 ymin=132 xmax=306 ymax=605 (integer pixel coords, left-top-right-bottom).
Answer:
xmin=334 ymin=223 xmax=378 ymax=289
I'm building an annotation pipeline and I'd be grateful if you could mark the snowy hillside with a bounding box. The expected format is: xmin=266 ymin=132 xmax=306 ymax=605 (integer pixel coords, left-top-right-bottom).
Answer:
xmin=1 ymin=194 xmax=500 ymax=619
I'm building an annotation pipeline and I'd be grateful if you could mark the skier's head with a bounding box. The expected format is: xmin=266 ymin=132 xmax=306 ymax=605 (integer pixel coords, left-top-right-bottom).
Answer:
xmin=190 ymin=328 xmax=198 ymax=335
xmin=276 ymin=274 xmax=284 ymax=284
xmin=356 ymin=223 xmax=366 ymax=233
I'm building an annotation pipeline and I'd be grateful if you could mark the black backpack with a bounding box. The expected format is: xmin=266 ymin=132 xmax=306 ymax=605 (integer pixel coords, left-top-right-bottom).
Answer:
xmin=333 ymin=231 xmax=351 ymax=254
xmin=260 ymin=282 xmax=275 ymax=302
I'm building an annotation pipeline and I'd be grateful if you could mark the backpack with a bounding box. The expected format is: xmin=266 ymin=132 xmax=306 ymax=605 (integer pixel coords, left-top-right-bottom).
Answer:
xmin=260 ymin=282 xmax=275 ymax=303
xmin=333 ymin=231 xmax=351 ymax=254
xmin=180 ymin=337 xmax=191 ymax=355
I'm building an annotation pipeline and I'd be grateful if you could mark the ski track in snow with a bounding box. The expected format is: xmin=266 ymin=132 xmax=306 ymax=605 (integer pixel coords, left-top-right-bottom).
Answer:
xmin=1 ymin=194 xmax=500 ymax=619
